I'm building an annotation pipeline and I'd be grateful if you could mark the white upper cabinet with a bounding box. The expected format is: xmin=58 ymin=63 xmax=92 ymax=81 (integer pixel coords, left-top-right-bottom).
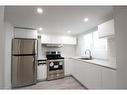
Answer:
xmin=14 ymin=28 xmax=38 ymax=39
xmin=98 ymin=19 xmax=115 ymax=38
xmin=41 ymin=34 xmax=77 ymax=45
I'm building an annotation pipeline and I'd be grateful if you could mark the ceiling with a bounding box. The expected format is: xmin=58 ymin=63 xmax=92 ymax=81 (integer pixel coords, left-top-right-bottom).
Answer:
xmin=4 ymin=6 xmax=113 ymax=36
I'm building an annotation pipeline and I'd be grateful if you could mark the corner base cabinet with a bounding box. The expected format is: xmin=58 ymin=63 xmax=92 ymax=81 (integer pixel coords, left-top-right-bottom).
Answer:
xmin=101 ymin=67 xmax=117 ymax=89
xmin=67 ymin=58 xmax=117 ymax=89
xmin=71 ymin=59 xmax=102 ymax=89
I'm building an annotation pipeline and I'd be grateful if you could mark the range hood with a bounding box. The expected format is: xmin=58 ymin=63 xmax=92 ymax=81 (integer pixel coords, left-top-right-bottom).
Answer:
xmin=45 ymin=44 xmax=63 ymax=48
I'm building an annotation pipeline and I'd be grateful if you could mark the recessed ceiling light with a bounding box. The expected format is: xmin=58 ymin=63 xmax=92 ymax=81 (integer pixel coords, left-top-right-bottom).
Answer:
xmin=38 ymin=27 xmax=43 ymax=31
xmin=84 ymin=18 xmax=89 ymax=22
xmin=67 ymin=30 xmax=71 ymax=34
xmin=37 ymin=8 xmax=43 ymax=14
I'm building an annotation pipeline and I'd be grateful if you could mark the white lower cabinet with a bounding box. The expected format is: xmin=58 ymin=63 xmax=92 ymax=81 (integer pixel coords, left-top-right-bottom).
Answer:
xmin=71 ymin=59 xmax=101 ymax=89
xmin=101 ymin=67 xmax=117 ymax=89
xmin=82 ymin=62 xmax=102 ymax=89
xmin=69 ymin=58 xmax=116 ymax=89
xmin=71 ymin=60 xmax=85 ymax=84
xmin=37 ymin=64 xmax=47 ymax=81
xmin=64 ymin=58 xmax=72 ymax=76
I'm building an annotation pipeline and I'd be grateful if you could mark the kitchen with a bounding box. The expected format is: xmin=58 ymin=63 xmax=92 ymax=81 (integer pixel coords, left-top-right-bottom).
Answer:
xmin=0 ymin=6 xmax=127 ymax=89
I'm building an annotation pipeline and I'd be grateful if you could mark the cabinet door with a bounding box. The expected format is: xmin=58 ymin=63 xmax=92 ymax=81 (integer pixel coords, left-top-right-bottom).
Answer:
xmin=37 ymin=64 xmax=47 ymax=81
xmin=98 ymin=19 xmax=115 ymax=38
xmin=82 ymin=63 xmax=102 ymax=89
xmin=14 ymin=28 xmax=37 ymax=39
xmin=41 ymin=34 xmax=52 ymax=44
xmin=101 ymin=67 xmax=116 ymax=89
xmin=71 ymin=59 xmax=101 ymax=89
xmin=71 ymin=60 xmax=83 ymax=81
xmin=41 ymin=34 xmax=77 ymax=45
xmin=64 ymin=58 xmax=72 ymax=76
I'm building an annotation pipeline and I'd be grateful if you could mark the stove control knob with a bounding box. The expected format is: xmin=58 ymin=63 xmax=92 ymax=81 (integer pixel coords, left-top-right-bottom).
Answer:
xmin=59 ymin=62 xmax=63 ymax=65
xmin=50 ymin=62 xmax=54 ymax=67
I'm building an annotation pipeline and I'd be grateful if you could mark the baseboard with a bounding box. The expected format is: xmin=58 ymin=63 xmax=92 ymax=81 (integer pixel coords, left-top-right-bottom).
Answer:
xmin=37 ymin=79 xmax=47 ymax=83
xmin=65 ymin=74 xmax=72 ymax=77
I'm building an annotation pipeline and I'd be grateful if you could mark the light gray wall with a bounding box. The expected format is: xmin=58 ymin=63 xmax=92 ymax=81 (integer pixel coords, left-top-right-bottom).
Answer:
xmin=0 ymin=6 xmax=5 ymax=89
xmin=114 ymin=7 xmax=127 ymax=88
xmin=4 ymin=22 xmax=14 ymax=89
xmin=107 ymin=38 xmax=116 ymax=64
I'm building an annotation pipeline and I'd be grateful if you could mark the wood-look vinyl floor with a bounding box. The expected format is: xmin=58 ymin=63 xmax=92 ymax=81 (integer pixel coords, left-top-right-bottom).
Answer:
xmin=18 ymin=76 xmax=86 ymax=90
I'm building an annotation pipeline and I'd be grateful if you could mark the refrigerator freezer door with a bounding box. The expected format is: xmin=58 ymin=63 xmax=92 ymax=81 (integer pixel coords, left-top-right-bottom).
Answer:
xmin=12 ymin=39 xmax=37 ymax=55
xmin=12 ymin=55 xmax=36 ymax=88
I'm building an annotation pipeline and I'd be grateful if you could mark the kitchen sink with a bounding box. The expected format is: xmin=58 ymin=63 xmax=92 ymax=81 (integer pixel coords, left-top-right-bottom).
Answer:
xmin=78 ymin=57 xmax=92 ymax=60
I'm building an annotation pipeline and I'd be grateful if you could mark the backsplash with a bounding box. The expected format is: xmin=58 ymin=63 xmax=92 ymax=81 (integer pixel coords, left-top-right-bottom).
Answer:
xmin=107 ymin=37 xmax=116 ymax=63
xmin=42 ymin=45 xmax=76 ymax=58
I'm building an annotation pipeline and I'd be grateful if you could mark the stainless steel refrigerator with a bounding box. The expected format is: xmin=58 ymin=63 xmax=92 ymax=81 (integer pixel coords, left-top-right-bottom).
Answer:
xmin=11 ymin=38 xmax=37 ymax=88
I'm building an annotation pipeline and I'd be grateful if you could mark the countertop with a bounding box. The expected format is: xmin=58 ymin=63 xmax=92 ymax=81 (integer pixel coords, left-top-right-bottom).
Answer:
xmin=68 ymin=57 xmax=116 ymax=70
xmin=37 ymin=58 xmax=47 ymax=61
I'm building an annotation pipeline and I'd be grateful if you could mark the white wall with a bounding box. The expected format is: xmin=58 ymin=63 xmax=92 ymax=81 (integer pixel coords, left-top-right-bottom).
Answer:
xmin=0 ymin=6 xmax=5 ymax=89
xmin=114 ymin=7 xmax=127 ymax=88
xmin=107 ymin=38 xmax=116 ymax=64
xmin=4 ymin=22 xmax=14 ymax=89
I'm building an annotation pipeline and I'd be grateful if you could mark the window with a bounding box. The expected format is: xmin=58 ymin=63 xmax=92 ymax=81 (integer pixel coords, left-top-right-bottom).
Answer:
xmin=83 ymin=30 xmax=107 ymax=59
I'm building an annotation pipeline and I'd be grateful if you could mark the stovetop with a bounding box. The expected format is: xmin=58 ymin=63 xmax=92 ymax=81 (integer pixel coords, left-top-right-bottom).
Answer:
xmin=46 ymin=57 xmax=64 ymax=60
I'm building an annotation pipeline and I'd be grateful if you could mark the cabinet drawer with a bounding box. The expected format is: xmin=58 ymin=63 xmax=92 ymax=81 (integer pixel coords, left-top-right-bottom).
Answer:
xmin=57 ymin=73 xmax=64 ymax=79
xmin=48 ymin=71 xmax=57 ymax=75
xmin=47 ymin=74 xmax=57 ymax=80
xmin=48 ymin=70 xmax=64 ymax=75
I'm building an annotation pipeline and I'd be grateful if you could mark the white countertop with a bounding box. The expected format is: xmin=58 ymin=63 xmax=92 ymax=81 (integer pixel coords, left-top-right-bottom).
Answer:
xmin=37 ymin=58 xmax=47 ymax=60
xmin=68 ymin=57 xmax=116 ymax=70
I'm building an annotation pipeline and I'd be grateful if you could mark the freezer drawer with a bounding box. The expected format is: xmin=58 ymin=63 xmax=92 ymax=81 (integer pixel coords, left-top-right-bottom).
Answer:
xmin=12 ymin=55 xmax=37 ymax=88
xmin=12 ymin=39 xmax=37 ymax=55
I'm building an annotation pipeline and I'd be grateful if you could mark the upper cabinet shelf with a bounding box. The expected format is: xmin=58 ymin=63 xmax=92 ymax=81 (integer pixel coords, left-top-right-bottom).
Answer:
xmin=40 ymin=34 xmax=77 ymax=45
xmin=98 ymin=19 xmax=115 ymax=38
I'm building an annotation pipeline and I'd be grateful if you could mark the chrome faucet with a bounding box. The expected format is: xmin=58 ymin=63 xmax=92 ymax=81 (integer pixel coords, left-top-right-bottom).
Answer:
xmin=85 ymin=49 xmax=92 ymax=60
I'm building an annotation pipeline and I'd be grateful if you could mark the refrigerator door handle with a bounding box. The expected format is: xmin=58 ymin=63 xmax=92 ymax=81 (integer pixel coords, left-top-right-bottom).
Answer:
xmin=32 ymin=57 xmax=35 ymax=63
xmin=32 ymin=40 xmax=36 ymax=54
xmin=32 ymin=57 xmax=35 ymax=74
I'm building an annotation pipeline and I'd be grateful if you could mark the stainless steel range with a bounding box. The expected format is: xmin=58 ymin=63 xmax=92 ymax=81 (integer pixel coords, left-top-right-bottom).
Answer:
xmin=46 ymin=51 xmax=64 ymax=80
